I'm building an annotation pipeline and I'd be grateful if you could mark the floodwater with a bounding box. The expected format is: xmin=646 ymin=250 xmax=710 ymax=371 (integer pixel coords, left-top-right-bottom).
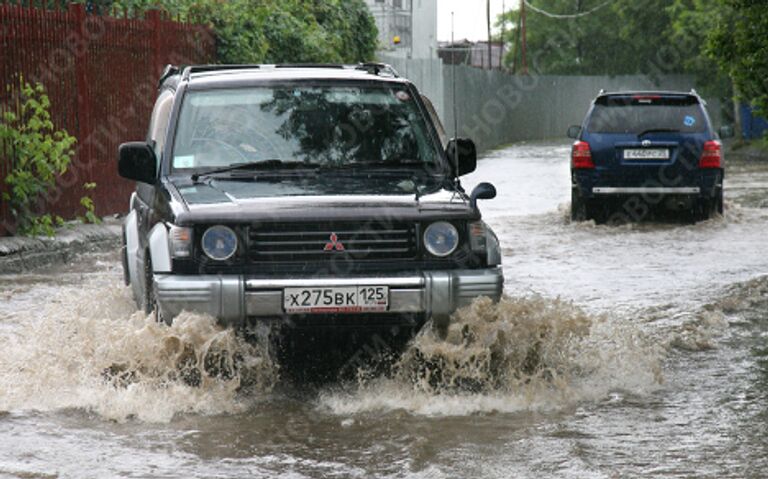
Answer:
xmin=1 ymin=141 xmax=767 ymax=478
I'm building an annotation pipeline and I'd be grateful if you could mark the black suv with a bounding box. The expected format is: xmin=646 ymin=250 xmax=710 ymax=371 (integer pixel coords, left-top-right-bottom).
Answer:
xmin=118 ymin=64 xmax=503 ymax=342
xmin=568 ymin=90 xmax=733 ymax=223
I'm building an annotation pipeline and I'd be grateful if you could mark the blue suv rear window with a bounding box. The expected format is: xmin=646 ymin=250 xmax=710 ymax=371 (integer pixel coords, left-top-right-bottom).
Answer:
xmin=586 ymin=95 xmax=706 ymax=134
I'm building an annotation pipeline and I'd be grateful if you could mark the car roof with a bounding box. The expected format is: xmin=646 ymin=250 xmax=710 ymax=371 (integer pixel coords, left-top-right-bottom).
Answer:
xmin=159 ymin=64 xmax=408 ymax=90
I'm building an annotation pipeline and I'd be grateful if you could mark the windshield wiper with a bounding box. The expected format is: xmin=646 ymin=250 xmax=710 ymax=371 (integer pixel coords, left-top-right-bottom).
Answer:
xmin=637 ymin=128 xmax=680 ymax=137
xmin=191 ymin=159 xmax=309 ymax=181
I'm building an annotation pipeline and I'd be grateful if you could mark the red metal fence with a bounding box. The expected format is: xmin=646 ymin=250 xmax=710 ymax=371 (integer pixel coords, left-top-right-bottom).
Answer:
xmin=0 ymin=2 xmax=215 ymax=235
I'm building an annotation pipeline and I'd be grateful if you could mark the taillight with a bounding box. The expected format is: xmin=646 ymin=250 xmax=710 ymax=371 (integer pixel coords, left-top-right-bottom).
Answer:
xmin=571 ymin=141 xmax=594 ymax=169
xmin=699 ymin=140 xmax=722 ymax=168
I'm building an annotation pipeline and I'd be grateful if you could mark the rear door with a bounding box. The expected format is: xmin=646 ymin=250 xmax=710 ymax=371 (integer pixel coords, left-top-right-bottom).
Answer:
xmin=583 ymin=94 xmax=711 ymax=187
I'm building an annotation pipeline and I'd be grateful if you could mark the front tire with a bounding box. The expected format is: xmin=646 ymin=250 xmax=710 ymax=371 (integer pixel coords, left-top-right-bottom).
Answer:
xmin=143 ymin=254 xmax=155 ymax=315
xmin=144 ymin=256 xmax=170 ymax=325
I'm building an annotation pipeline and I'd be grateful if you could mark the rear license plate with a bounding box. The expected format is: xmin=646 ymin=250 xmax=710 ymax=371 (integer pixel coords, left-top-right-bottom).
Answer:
xmin=624 ymin=148 xmax=669 ymax=160
xmin=283 ymin=286 xmax=389 ymax=313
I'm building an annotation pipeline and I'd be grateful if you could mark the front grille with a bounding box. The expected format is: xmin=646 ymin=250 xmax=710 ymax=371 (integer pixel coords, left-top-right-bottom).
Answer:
xmin=249 ymin=221 xmax=418 ymax=262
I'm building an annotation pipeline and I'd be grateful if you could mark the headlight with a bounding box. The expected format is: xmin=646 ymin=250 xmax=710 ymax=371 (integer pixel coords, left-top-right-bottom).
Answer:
xmin=423 ymin=221 xmax=459 ymax=257
xmin=201 ymin=225 xmax=238 ymax=260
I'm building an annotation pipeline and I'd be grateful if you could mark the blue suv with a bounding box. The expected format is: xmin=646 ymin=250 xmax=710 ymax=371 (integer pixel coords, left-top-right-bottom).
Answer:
xmin=568 ymin=91 xmax=733 ymax=223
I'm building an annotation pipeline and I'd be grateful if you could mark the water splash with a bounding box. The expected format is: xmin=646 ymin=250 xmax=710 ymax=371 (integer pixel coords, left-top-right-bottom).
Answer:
xmin=0 ymin=281 xmax=277 ymax=423
xmin=319 ymin=295 xmax=664 ymax=416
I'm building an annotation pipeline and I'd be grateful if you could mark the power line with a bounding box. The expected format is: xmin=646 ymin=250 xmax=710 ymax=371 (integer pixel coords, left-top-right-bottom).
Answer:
xmin=523 ymin=0 xmax=613 ymax=19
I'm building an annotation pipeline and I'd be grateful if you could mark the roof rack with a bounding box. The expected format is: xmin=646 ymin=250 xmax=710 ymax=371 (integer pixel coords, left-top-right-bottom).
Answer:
xmin=181 ymin=64 xmax=264 ymax=80
xmin=356 ymin=62 xmax=399 ymax=77
xmin=158 ymin=64 xmax=180 ymax=87
xmin=173 ymin=63 xmax=400 ymax=82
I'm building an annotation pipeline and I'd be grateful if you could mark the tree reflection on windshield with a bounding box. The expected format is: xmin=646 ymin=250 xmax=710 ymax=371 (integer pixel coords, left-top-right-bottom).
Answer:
xmin=172 ymin=85 xmax=439 ymax=170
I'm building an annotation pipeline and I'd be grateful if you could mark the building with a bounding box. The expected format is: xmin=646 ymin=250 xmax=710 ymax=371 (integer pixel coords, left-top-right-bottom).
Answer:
xmin=364 ymin=0 xmax=437 ymax=59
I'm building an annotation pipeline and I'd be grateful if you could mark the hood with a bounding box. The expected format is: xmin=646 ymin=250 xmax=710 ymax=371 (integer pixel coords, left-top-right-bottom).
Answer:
xmin=168 ymin=175 xmax=477 ymax=224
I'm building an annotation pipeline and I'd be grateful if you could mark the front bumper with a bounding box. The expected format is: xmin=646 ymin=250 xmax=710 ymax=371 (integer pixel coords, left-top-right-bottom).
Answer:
xmin=154 ymin=267 xmax=504 ymax=325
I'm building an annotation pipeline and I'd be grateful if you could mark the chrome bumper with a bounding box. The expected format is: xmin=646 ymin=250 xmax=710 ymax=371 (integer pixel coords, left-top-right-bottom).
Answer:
xmin=154 ymin=268 xmax=504 ymax=325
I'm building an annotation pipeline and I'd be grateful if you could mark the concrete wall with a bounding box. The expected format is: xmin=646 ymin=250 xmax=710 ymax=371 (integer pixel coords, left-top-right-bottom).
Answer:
xmin=378 ymin=54 xmax=723 ymax=153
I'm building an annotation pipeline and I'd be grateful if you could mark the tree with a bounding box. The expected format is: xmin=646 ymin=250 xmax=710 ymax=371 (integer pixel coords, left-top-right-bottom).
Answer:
xmin=87 ymin=0 xmax=378 ymax=65
xmin=498 ymin=0 xmax=693 ymax=76
xmin=707 ymin=0 xmax=768 ymax=114
xmin=667 ymin=0 xmax=732 ymax=98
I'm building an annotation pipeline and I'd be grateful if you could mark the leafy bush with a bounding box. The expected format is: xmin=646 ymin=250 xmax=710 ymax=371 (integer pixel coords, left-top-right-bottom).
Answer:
xmin=0 ymin=78 xmax=77 ymax=236
xmin=79 ymin=182 xmax=100 ymax=225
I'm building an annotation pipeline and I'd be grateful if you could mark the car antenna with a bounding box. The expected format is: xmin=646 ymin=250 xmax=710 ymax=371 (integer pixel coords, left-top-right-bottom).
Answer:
xmin=451 ymin=11 xmax=459 ymax=183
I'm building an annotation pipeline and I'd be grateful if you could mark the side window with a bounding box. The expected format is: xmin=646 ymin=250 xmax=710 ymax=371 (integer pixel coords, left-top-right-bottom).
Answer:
xmin=147 ymin=90 xmax=175 ymax=163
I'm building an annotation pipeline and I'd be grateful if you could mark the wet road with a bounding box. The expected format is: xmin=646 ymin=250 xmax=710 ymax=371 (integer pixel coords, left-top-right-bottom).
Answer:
xmin=1 ymin=140 xmax=767 ymax=478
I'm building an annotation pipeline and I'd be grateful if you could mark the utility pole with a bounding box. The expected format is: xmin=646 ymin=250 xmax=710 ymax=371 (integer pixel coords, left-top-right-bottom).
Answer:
xmin=486 ymin=0 xmax=492 ymax=70
xmin=500 ymin=0 xmax=506 ymax=69
xmin=520 ymin=0 xmax=528 ymax=74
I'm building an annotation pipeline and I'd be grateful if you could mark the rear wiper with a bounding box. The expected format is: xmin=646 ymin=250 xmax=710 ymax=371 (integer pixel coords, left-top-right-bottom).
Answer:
xmin=317 ymin=160 xmax=436 ymax=174
xmin=637 ymin=128 xmax=680 ymax=136
xmin=191 ymin=159 xmax=308 ymax=181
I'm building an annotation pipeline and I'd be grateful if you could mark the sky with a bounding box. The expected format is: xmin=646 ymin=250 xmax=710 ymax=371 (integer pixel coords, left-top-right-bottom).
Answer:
xmin=436 ymin=0 xmax=512 ymax=42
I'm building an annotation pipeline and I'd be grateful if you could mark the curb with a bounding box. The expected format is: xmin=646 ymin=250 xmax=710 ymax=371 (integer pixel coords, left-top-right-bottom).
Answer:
xmin=0 ymin=219 xmax=122 ymax=274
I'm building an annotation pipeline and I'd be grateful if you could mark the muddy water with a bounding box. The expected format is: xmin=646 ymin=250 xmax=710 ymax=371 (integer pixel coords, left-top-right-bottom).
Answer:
xmin=1 ymin=141 xmax=767 ymax=478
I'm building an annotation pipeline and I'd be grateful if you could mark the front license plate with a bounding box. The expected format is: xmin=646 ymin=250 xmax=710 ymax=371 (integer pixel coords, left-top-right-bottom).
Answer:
xmin=624 ymin=148 xmax=670 ymax=160
xmin=283 ymin=286 xmax=389 ymax=313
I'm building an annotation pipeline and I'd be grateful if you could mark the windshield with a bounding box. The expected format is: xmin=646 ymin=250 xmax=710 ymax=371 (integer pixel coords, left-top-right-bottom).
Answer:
xmin=171 ymin=84 xmax=440 ymax=171
xmin=586 ymin=97 xmax=707 ymax=134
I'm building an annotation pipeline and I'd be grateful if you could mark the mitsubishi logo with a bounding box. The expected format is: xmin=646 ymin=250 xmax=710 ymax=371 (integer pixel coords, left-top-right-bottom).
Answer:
xmin=641 ymin=140 xmax=652 ymax=147
xmin=324 ymin=232 xmax=345 ymax=251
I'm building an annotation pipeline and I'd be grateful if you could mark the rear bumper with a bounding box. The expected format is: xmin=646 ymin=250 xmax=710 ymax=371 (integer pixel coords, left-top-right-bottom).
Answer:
xmin=592 ymin=186 xmax=700 ymax=194
xmin=154 ymin=267 xmax=504 ymax=326
xmin=573 ymin=169 xmax=722 ymax=199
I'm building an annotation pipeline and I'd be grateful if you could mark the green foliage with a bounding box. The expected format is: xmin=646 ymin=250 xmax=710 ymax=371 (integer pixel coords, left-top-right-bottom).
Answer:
xmin=707 ymin=0 xmax=768 ymax=114
xmin=195 ymin=0 xmax=377 ymax=64
xmin=25 ymin=214 xmax=65 ymax=238
xmin=91 ymin=0 xmax=378 ymax=64
xmin=79 ymin=182 xmax=100 ymax=225
xmin=0 ymin=78 xmax=77 ymax=236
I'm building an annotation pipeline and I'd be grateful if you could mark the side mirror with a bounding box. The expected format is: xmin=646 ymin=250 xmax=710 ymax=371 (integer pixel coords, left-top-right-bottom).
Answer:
xmin=118 ymin=142 xmax=157 ymax=184
xmin=719 ymin=125 xmax=735 ymax=139
xmin=469 ymin=182 xmax=497 ymax=209
xmin=567 ymin=125 xmax=582 ymax=139
xmin=446 ymin=138 xmax=477 ymax=177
